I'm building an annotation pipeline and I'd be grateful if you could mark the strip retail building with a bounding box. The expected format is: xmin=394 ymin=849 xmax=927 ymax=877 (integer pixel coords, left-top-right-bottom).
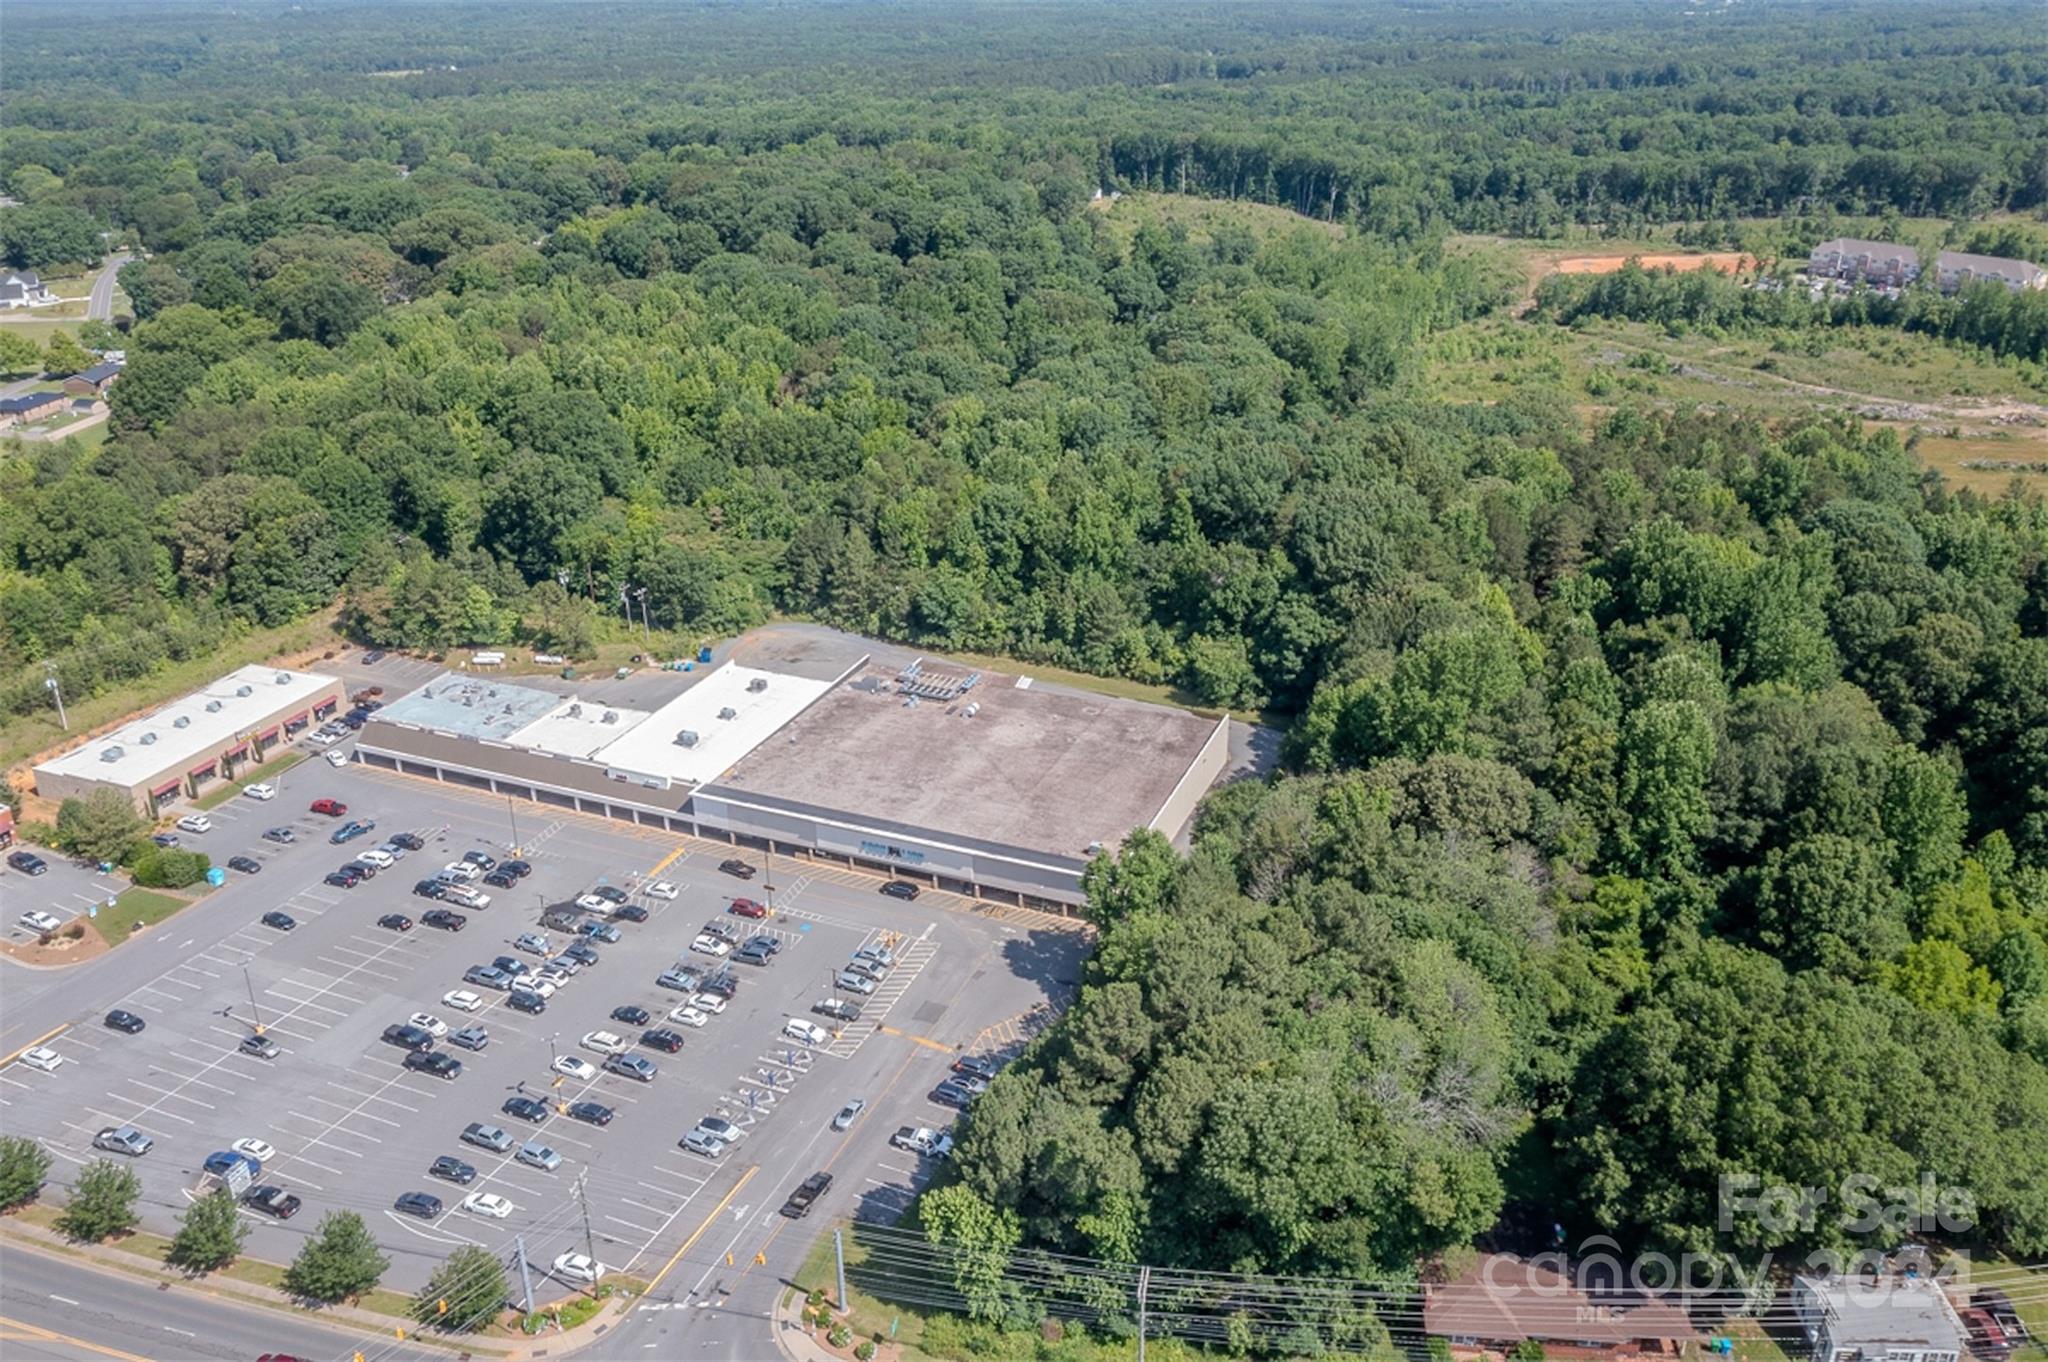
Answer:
xmin=355 ymin=651 xmax=1229 ymax=909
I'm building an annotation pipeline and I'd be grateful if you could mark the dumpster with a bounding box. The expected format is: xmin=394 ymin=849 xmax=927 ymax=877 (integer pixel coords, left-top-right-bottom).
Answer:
xmin=698 ymin=646 xmax=713 ymax=663
xmin=205 ymin=867 xmax=226 ymax=887
xmin=561 ymin=667 xmax=576 ymax=680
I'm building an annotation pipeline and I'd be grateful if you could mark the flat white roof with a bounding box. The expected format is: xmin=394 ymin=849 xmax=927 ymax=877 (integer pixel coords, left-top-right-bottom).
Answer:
xmin=506 ymin=697 xmax=653 ymax=759
xmin=590 ymin=663 xmax=831 ymax=788
xmin=37 ymin=665 xmax=338 ymax=782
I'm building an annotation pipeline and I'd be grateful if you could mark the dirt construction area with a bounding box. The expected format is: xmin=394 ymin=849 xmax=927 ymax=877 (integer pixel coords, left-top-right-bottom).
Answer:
xmin=1552 ymin=251 xmax=1756 ymax=275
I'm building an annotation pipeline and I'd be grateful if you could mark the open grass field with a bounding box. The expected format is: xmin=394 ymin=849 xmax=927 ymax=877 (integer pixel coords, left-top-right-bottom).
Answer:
xmin=93 ymin=886 xmax=195 ymax=947
xmin=1087 ymin=190 xmax=1345 ymax=253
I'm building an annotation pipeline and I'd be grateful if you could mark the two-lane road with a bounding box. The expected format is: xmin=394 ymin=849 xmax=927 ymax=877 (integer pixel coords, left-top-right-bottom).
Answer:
xmin=86 ymin=251 xmax=131 ymax=322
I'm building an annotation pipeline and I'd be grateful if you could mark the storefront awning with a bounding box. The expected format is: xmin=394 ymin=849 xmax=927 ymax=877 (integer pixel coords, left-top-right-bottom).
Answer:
xmin=188 ymin=761 xmax=216 ymax=777
xmin=151 ymin=779 xmax=182 ymax=797
xmin=224 ymin=744 xmax=249 ymax=759
xmin=286 ymin=710 xmax=310 ymax=726
xmin=257 ymin=726 xmax=280 ymax=741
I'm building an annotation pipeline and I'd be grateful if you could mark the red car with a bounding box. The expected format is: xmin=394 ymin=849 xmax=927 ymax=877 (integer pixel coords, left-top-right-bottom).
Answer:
xmin=309 ymin=798 xmax=348 ymax=817
xmin=728 ymin=898 xmax=768 ymax=919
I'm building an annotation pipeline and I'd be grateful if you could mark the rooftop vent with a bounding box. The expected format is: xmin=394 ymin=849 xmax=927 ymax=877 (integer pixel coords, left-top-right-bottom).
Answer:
xmin=747 ymin=677 xmax=767 ymax=693
xmin=963 ymin=702 xmax=980 ymax=718
xmin=173 ymin=715 xmax=192 ymax=729
xmin=140 ymin=731 xmax=158 ymax=745
xmin=205 ymin=700 xmax=223 ymax=713
xmin=601 ymin=711 xmax=618 ymax=724
xmin=235 ymin=685 xmax=253 ymax=698
xmin=101 ymin=744 xmax=125 ymax=762
xmin=567 ymin=704 xmax=583 ymax=719
xmin=675 ymin=729 xmax=700 ymax=748
xmin=275 ymin=672 xmax=293 ymax=684
xmin=717 ymin=707 xmax=737 ymax=720
xmin=423 ymin=687 xmax=434 ymax=699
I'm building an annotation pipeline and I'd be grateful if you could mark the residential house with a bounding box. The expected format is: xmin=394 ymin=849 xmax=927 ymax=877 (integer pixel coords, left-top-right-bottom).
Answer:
xmin=1423 ymin=1254 xmax=1701 ymax=1362
xmin=0 ymin=269 xmax=56 ymax=309
xmin=0 ymin=392 xmax=67 ymax=428
xmin=1808 ymin=238 xmax=2046 ymax=294
xmin=1793 ymin=1275 xmax=1965 ymax=1362
xmin=63 ymin=361 xmax=122 ymax=396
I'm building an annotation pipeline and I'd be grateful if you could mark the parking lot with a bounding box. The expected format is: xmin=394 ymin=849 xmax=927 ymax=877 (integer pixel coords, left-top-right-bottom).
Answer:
xmin=0 ymin=741 xmax=1087 ymax=1294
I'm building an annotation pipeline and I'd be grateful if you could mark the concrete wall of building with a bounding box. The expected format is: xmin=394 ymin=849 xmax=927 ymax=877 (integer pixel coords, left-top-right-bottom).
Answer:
xmin=1148 ymin=714 xmax=1230 ymax=843
xmin=360 ymin=722 xmax=693 ymax=813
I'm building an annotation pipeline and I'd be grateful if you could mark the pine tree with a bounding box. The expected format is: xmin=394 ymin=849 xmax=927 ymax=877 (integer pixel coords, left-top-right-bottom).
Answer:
xmin=167 ymin=1187 xmax=247 ymax=1271
xmin=56 ymin=1160 xmax=140 ymax=1242
xmin=283 ymin=1210 xmax=389 ymax=1303
xmin=0 ymin=1135 xmax=52 ymax=1209
xmin=412 ymin=1244 xmax=508 ymax=1332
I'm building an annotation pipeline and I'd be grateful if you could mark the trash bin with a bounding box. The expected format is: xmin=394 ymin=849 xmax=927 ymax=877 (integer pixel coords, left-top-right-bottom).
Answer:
xmin=698 ymin=646 xmax=712 ymax=663
xmin=561 ymin=667 xmax=576 ymax=680
xmin=614 ymin=666 xmax=630 ymax=680
xmin=205 ymin=867 xmax=226 ymax=887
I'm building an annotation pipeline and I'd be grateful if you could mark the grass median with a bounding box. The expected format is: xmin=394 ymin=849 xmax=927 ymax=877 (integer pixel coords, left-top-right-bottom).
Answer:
xmin=92 ymin=887 xmax=191 ymax=946
xmin=195 ymin=749 xmax=308 ymax=810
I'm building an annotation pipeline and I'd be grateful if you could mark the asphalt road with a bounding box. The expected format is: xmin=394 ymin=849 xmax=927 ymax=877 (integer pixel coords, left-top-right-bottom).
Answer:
xmin=1 ymin=710 xmax=1085 ymax=1355
xmin=86 ymin=252 xmax=131 ymax=322
xmin=0 ymin=1239 xmax=375 ymax=1360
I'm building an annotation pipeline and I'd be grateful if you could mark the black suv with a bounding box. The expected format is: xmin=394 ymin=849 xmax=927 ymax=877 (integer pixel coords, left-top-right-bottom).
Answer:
xmin=641 ymin=1028 xmax=685 ymax=1053
xmin=391 ymin=831 xmax=426 ymax=851
xmin=428 ymin=1155 xmax=476 ymax=1185
xmin=567 ymin=1101 xmax=615 ymax=1126
xmin=697 ymin=970 xmax=739 ymax=1000
xmin=412 ymin=879 xmax=448 ymax=899
xmin=506 ymin=989 xmax=546 ymax=1014
xmin=7 ymin=851 xmax=49 ymax=875
xmin=394 ymin=1191 xmax=441 ymax=1219
xmin=611 ymin=1005 xmax=650 ymax=1026
xmin=500 ymin=859 xmax=533 ymax=878
xmin=719 ymin=858 xmax=757 ymax=879
xmin=104 ymin=1009 xmax=147 ymax=1034
xmin=880 ymin=879 xmax=922 ymax=900
xmin=421 ymin=908 xmax=467 ymax=931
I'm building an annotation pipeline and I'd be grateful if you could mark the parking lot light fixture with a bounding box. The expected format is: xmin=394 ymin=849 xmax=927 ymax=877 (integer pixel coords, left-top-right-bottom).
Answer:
xmin=244 ymin=966 xmax=264 ymax=1036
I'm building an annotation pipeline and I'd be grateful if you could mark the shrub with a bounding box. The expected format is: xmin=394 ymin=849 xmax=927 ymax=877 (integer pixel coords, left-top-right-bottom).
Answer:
xmin=828 ymin=1324 xmax=853 ymax=1348
xmin=854 ymin=1341 xmax=877 ymax=1361
xmin=133 ymin=848 xmax=210 ymax=888
xmin=56 ymin=1159 xmax=140 ymax=1241
xmin=0 ymin=1135 xmax=52 ymax=1209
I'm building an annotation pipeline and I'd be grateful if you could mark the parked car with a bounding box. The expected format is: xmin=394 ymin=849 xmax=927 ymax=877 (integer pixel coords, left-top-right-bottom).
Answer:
xmin=150 ymin=832 xmax=180 ymax=848
xmin=567 ymin=1100 xmax=615 ymax=1126
xmin=245 ymin=1185 xmax=301 ymax=1219
xmin=93 ymin=1126 xmax=154 ymax=1156
xmin=581 ymin=1029 xmax=629 ymax=1055
xmin=611 ymin=1004 xmax=650 ymax=1025
xmin=952 ymin=1055 xmax=1001 ymax=1081
xmin=19 ymin=1046 xmax=64 ymax=1072
xmin=330 ymin=820 xmax=374 ymax=844
xmin=322 ymin=869 xmax=360 ymax=890
xmin=261 ymin=911 xmax=297 ymax=931
xmin=641 ymin=1027 xmax=686 ymax=1052
xmin=324 ymin=749 xmax=350 ymax=769
xmin=646 ymin=880 xmax=680 ymax=900
xmin=562 ymin=941 xmax=600 ymax=966
xmin=407 ymin=1012 xmax=448 ymax=1037
xmin=429 ymin=1155 xmax=477 ymax=1185
xmin=513 ymin=931 xmax=550 ymax=955
xmin=500 ymin=859 xmax=532 ymax=879
xmin=449 ymin=1024 xmax=490 ymax=1051
xmin=204 ymin=1150 xmax=261 ymax=1180
xmin=689 ymin=933 xmax=732 ymax=958
xmin=460 ymin=1123 xmax=514 ymax=1153
xmin=412 ymin=878 xmax=448 ymax=899
xmin=374 ymin=840 xmax=408 ymax=862
xmin=342 ymin=859 xmax=378 ymax=880
xmin=362 ymin=649 xmax=387 ymax=664
xmin=929 ymin=1080 xmax=976 ymax=1110
xmin=421 ymin=908 xmax=468 ymax=931
xmin=657 ymin=968 xmax=699 ymax=991
xmin=780 ymin=1171 xmax=833 ymax=1219
xmin=552 ymin=1055 xmax=597 ymax=1081
xmin=463 ymin=965 xmax=512 ymax=991
xmin=239 ymin=1034 xmax=280 ymax=1059
xmin=441 ymin=989 xmax=484 ymax=1013
xmin=462 ymin=1191 xmax=515 ymax=1220
xmin=833 ymin=970 xmax=876 ymax=995
xmin=378 ymin=914 xmax=414 ymax=932
xmin=104 ymin=1009 xmax=146 ymax=1034
xmin=262 ymin=826 xmax=296 ymax=844
xmin=552 ymin=1251 xmax=604 ymax=1284
xmin=727 ymin=897 xmax=769 ymax=918
xmin=578 ymin=920 xmax=622 ymax=944
xmin=391 ymin=831 xmax=425 ymax=851
xmin=483 ymin=869 xmax=517 ymax=889
xmin=404 ymin=1052 xmax=462 ymax=1080
xmin=614 ymin=904 xmax=649 ymax=923
xmin=680 ymin=1129 xmax=730 ymax=1158
xmin=814 ymin=998 xmax=863 ymax=1022
xmin=309 ymin=799 xmax=347 ymax=817
xmin=227 ymin=855 xmax=263 ymax=875
xmin=461 ymin=850 xmax=497 ymax=870
xmin=242 ymin=783 xmax=277 ymax=802
xmin=733 ymin=942 xmax=776 ymax=967
xmin=7 ymin=850 xmax=49 ymax=876
xmin=783 ymin=1018 xmax=830 ymax=1047
xmin=503 ymin=1095 xmax=550 ymax=1123
xmin=604 ymin=1053 xmax=658 ymax=1082
xmin=506 ymin=989 xmax=546 ymax=1014
xmin=439 ymin=861 xmax=481 ymax=882
xmin=516 ymin=1140 xmax=562 ymax=1172
xmin=698 ymin=970 xmax=740 ymax=1000
xmin=880 ymin=879 xmax=921 ymax=900
xmin=176 ymin=814 xmax=213 ymax=834
xmin=381 ymin=1023 xmax=434 ymax=1052
xmin=18 ymin=909 xmax=62 ymax=933
xmin=355 ymin=848 xmax=394 ymax=869
xmin=853 ymin=945 xmax=896 ymax=971
xmin=393 ymin=1191 xmax=442 ymax=1219
xmin=667 ymin=1007 xmax=708 ymax=1029
xmin=693 ymin=1116 xmax=745 ymax=1144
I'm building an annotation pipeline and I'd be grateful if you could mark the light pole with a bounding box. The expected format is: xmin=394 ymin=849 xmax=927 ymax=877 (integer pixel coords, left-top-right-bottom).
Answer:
xmin=506 ymin=795 xmax=521 ymax=856
xmin=634 ymin=588 xmax=650 ymax=641
xmin=244 ymin=966 xmax=264 ymax=1036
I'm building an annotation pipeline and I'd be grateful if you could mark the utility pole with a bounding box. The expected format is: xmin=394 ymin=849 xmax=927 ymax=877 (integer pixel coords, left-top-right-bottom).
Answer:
xmin=618 ymin=586 xmax=631 ymax=627
xmin=835 ymin=1227 xmax=849 ymax=1314
xmin=515 ymin=1234 xmax=535 ymax=1313
xmin=44 ymin=663 xmax=67 ymax=730
xmin=1137 ymin=1264 xmax=1151 ymax=1362
xmin=576 ymin=1169 xmax=596 ymax=1265
xmin=506 ymin=794 xmax=521 ymax=856
xmin=634 ymin=587 xmax=650 ymax=641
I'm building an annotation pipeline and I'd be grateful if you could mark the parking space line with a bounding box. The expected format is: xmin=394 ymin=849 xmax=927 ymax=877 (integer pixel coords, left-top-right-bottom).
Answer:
xmin=119 ymin=1081 xmax=216 ymax=1110
xmin=102 ymin=1092 xmax=193 ymax=1124
xmin=604 ymin=1213 xmax=661 ymax=1235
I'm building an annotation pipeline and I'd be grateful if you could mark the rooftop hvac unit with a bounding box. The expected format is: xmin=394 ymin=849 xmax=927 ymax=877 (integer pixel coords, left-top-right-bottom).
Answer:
xmin=174 ymin=715 xmax=191 ymax=729
xmin=205 ymin=700 xmax=223 ymax=713
xmin=601 ymin=711 xmax=618 ymax=724
xmin=963 ymin=702 xmax=979 ymax=718
xmin=567 ymin=704 xmax=583 ymax=719
xmin=463 ymin=694 xmax=476 ymax=707
xmin=747 ymin=677 xmax=767 ymax=693
xmin=275 ymin=672 xmax=292 ymax=684
xmin=101 ymin=744 xmax=125 ymax=762
xmin=423 ymin=687 xmax=434 ymax=699
xmin=140 ymin=731 xmax=158 ymax=745
xmin=235 ymin=685 xmax=253 ymax=698
xmin=675 ymin=729 xmax=700 ymax=748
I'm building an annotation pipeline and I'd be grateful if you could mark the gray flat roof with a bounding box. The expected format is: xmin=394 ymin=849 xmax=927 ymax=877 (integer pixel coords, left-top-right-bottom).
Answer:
xmin=373 ymin=674 xmax=561 ymax=740
xmin=713 ymin=660 xmax=1219 ymax=860
xmin=37 ymin=665 xmax=338 ymax=782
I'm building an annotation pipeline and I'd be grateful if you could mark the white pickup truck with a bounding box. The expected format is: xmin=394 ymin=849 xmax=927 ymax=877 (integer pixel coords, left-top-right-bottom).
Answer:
xmin=889 ymin=1126 xmax=953 ymax=1158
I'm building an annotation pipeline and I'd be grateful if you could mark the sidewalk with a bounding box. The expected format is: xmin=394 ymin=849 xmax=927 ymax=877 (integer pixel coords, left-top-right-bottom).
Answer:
xmin=0 ymin=1218 xmax=635 ymax=1359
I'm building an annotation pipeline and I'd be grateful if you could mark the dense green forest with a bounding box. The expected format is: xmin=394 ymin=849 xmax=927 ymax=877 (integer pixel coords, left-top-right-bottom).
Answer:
xmin=3 ymin=0 xmax=2047 ymax=1315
